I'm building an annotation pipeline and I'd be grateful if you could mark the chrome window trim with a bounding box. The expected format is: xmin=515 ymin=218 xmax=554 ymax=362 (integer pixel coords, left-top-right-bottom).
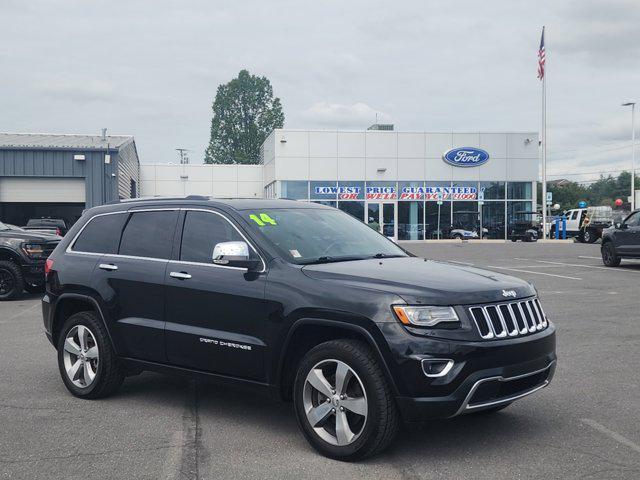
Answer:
xmin=65 ymin=206 xmax=267 ymax=273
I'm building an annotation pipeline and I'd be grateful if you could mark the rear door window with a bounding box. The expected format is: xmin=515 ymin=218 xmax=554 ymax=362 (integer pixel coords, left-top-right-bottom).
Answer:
xmin=119 ymin=210 xmax=179 ymax=259
xmin=72 ymin=213 xmax=128 ymax=254
xmin=179 ymin=211 xmax=244 ymax=264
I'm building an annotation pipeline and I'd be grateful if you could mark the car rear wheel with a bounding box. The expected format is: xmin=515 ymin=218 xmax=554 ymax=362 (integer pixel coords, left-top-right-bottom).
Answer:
xmin=0 ymin=260 xmax=24 ymax=301
xmin=582 ymin=229 xmax=597 ymax=244
xmin=57 ymin=311 xmax=124 ymax=399
xmin=293 ymin=339 xmax=399 ymax=461
xmin=601 ymin=243 xmax=621 ymax=267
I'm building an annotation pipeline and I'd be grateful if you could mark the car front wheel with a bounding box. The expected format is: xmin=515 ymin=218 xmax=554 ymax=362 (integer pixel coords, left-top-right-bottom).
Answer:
xmin=293 ymin=339 xmax=399 ymax=461
xmin=0 ymin=260 xmax=24 ymax=301
xmin=601 ymin=243 xmax=621 ymax=267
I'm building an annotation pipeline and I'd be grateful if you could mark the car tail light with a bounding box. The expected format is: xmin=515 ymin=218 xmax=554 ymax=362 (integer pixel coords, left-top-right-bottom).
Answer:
xmin=55 ymin=228 xmax=61 ymax=236
xmin=45 ymin=258 xmax=54 ymax=277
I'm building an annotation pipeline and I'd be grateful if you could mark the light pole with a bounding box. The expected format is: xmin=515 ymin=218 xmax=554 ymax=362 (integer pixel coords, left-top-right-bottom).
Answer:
xmin=622 ymin=101 xmax=636 ymax=211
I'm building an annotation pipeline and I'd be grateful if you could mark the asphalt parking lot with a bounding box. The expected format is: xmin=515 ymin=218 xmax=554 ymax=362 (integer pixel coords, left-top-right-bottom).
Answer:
xmin=1 ymin=242 xmax=639 ymax=480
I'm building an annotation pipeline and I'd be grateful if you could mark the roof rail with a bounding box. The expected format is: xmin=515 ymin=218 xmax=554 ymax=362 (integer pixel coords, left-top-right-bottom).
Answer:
xmin=107 ymin=195 xmax=211 ymax=205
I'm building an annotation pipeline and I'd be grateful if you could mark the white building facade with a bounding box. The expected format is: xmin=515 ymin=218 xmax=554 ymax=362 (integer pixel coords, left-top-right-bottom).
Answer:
xmin=141 ymin=129 xmax=539 ymax=240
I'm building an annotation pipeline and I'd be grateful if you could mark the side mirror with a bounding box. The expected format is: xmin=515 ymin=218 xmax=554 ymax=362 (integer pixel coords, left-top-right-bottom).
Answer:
xmin=212 ymin=241 xmax=261 ymax=271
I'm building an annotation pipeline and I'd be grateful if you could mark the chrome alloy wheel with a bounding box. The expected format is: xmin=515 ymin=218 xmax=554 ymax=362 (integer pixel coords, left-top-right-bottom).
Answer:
xmin=303 ymin=359 xmax=368 ymax=446
xmin=63 ymin=325 xmax=99 ymax=388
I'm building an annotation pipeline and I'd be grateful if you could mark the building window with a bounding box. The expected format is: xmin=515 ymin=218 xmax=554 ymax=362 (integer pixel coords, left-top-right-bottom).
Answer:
xmin=365 ymin=181 xmax=397 ymax=200
xmin=398 ymin=201 xmax=424 ymax=240
xmin=337 ymin=181 xmax=364 ymax=200
xmin=310 ymin=181 xmax=338 ymax=200
xmin=479 ymin=181 xmax=505 ymax=200
xmin=398 ymin=181 xmax=425 ymax=200
xmin=482 ymin=202 xmax=506 ymax=239
xmin=338 ymin=201 xmax=364 ymax=220
xmin=281 ymin=181 xmax=308 ymax=200
xmin=507 ymin=182 xmax=532 ymax=200
xmin=453 ymin=201 xmax=479 ymax=233
xmin=425 ymin=201 xmax=451 ymax=239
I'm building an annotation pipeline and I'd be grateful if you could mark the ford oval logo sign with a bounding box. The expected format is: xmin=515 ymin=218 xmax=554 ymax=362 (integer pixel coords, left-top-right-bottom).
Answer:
xmin=443 ymin=147 xmax=490 ymax=167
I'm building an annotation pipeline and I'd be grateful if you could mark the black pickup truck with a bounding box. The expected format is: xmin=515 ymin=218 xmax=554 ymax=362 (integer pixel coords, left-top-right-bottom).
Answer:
xmin=0 ymin=221 xmax=60 ymax=300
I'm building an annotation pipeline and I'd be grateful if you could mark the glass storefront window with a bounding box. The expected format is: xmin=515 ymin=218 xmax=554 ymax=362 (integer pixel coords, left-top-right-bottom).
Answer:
xmin=482 ymin=202 xmax=506 ymax=239
xmin=453 ymin=201 xmax=479 ymax=233
xmin=281 ymin=181 xmax=308 ymax=200
xmin=508 ymin=201 xmax=533 ymax=227
xmin=398 ymin=201 xmax=424 ymax=240
xmin=480 ymin=181 xmax=505 ymax=200
xmin=424 ymin=181 xmax=452 ymax=202
xmin=337 ymin=181 xmax=364 ymax=200
xmin=365 ymin=181 xmax=397 ymax=200
xmin=399 ymin=181 xmax=425 ymax=200
xmin=310 ymin=181 xmax=338 ymax=200
xmin=425 ymin=201 xmax=451 ymax=239
xmin=507 ymin=182 xmax=532 ymax=199
xmin=338 ymin=201 xmax=364 ymax=221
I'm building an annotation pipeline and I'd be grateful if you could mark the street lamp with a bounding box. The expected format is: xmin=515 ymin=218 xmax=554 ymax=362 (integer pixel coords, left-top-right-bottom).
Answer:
xmin=622 ymin=101 xmax=636 ymax=211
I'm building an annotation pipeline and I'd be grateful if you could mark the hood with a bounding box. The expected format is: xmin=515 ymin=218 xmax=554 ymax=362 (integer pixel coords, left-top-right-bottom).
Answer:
xmin=0 ymin=230 xmax=61 ymax=242
xmin=301 ymin=257 xmax=535 ymax=305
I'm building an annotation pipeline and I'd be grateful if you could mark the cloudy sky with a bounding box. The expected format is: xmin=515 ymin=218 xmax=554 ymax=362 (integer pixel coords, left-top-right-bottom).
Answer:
xmin=1 ymin=0 xmax=639 ymax=182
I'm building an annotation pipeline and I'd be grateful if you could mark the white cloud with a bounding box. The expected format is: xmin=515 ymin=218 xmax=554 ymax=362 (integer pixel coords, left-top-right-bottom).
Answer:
xmin=302 ymin=102 xmax=391 ymax=129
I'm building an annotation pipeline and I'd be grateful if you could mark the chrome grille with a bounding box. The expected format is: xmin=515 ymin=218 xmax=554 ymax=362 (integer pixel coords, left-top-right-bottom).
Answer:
xmin=469 ymin=298 xmax=548 ymax=340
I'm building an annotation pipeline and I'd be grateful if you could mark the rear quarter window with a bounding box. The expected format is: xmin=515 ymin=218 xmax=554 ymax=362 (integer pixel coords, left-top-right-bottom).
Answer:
xmin=72 ymin=213 xmax=128 ymax=254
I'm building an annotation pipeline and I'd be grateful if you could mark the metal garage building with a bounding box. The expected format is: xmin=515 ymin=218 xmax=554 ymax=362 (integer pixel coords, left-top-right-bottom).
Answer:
xmin=0 ymin=132 xmax=139 ymax=227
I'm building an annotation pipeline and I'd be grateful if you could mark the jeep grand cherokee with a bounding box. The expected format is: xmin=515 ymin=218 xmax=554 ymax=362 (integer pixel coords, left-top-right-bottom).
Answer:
xmin=42 ymin=198 xmax=556 ymax=460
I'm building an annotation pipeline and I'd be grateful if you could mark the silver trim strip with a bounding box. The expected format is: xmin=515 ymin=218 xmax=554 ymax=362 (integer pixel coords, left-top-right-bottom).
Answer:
xmin=452 ymin=361 xmax=555 ymax=417
xmin=421 ymin=359 xmax=455 ymax=378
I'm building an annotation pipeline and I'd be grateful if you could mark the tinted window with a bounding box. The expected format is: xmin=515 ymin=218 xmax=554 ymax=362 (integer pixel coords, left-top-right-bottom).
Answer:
xmin=626 ymin=212 xmax=640 ymax=227
xmin=180 ymin=211 xmax=244 ymax=263
xmin=119 ymin=211 xmax=178 ymax=259
xmin=73 ymin=213 xmax=128 ymax=254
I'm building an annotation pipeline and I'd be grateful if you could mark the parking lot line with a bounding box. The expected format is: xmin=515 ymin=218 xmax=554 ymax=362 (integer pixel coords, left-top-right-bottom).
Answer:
xmin=534 ymin=260 xmax=640 ymax=274
xmin=582 ymin=419 xmax=640 ymax=455
xmin=487 ymin=266 xmax=582 ymax=280
xmin=578 ymin=256 xmax=603 ymax=260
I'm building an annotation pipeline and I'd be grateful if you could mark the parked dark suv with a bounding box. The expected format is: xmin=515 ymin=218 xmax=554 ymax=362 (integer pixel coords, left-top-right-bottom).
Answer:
xmin=43 ymin=198 xmax=556 ymax=460
xmin=601 ymin=209 xmax=640 ymax=267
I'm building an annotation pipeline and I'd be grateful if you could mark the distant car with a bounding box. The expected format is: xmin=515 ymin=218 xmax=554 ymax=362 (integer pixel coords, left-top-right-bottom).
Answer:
xmin=550 ymin=207 xmax=613 ymax=243
xmin=601 ymin=210 xmax=640 ymax=267
xmin=23 ymin=218 xmax=69 ymax=236
xmin=0 ymin=221 xmax=61 ymax=299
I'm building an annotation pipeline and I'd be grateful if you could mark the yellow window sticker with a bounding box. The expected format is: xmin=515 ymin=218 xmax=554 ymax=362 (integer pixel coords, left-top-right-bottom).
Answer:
xmin=249 ymin=213 xmax=277 ymax=227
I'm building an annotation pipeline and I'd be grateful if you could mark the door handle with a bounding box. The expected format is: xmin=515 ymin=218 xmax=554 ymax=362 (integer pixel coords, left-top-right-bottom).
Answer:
xmin=169 ymin=271 xmax=192 ymax=280
xmin=98 ymin=263 xmax=118 ymax=271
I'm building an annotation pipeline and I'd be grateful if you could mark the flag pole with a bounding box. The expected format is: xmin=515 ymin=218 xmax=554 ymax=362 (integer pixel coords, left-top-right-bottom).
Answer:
xmin=540 ymin=26 xmax=548 ymax=239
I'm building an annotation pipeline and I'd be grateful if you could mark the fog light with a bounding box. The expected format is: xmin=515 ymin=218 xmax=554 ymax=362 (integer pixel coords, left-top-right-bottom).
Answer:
xmin=421 ymin=359 xmax=454 ymax=378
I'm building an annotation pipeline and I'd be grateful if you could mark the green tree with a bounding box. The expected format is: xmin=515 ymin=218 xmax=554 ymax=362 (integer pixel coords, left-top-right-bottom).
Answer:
xmin=205 ymin=70 xmax=284 ymax=164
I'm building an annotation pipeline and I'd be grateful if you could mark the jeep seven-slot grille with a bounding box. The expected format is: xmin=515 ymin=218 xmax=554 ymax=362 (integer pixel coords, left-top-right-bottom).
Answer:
xmin=469 ymin=298 xmax=548 ymax=340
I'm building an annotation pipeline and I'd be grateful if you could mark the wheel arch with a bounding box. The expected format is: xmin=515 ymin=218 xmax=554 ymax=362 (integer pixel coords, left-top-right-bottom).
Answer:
xmin=276 ymin=318 xmax=399 ymax=401
xmin=51 ymin=293 xmax=117 ymax=353
xmin=0 ymin=247 xmax=22 ymax=264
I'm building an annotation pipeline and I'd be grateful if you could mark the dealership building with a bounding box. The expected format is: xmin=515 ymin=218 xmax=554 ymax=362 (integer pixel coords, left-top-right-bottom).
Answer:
xmin=140 ymin=128 xmax=539 ymax=240
xmin=0 ymin=128 xmax=538 ymax=240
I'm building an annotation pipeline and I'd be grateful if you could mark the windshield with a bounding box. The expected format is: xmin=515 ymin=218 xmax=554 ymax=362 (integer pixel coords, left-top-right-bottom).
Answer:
xmin=242 ymin=208 xmax=407 ymax=264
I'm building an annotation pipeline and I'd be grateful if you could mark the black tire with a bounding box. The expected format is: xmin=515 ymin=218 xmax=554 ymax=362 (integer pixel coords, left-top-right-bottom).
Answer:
xmin=293 ymin=339 xmax=399 ymax=461
xmin=583 ymin=229 xmax=597 ymax=244
xmin=601 ymin=242 xmax=621 ymax=267
xmin=469 ymin=403 xmax=511 ymax=415
xmin=24 ymin=283 xmax=45 ymax=294
xmin=57 ymin=311 xmax=124 ymax=399
xmin=0 ymin=260 xmax=24 ymax=301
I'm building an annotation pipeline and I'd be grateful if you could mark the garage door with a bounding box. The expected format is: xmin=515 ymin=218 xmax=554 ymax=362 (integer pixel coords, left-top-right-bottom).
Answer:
xmin=0 ymin=177 xmax=85 ymax=203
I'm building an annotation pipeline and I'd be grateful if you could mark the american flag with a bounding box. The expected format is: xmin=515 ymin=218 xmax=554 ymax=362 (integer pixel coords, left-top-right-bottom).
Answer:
xmin=537 ymin=27 xmax=545 ymax=80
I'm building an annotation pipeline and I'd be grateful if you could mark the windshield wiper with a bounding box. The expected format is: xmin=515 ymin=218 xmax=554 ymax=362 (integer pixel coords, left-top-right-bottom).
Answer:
xmin=300 ymin=255 xmax=368 ymax=265
xmin=370 ymin=253 xmax=406 ymax=259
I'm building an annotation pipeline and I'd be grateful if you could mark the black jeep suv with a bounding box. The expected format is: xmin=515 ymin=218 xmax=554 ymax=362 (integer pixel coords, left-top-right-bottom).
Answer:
xmin=601 ymin=209 xmax=640 ymax=266
xmin=0 ymin=221 xmax=60 ymax=300
xmin=43 ymin=198 xmax=556 ymax=460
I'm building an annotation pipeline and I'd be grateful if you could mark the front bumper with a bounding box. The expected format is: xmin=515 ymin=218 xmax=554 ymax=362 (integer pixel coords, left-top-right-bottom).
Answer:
xmin=390 ymin=325 xmax=557 ymax=422
xmin=20 ymin=260 xmax=46 ymax=285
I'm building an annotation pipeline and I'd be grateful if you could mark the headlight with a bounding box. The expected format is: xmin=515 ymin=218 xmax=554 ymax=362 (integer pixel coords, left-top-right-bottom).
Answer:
xmin=392 ymin=305 xmax=460 ymax=328
xmin=22 ymin=243 xmax=45 ymax=258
